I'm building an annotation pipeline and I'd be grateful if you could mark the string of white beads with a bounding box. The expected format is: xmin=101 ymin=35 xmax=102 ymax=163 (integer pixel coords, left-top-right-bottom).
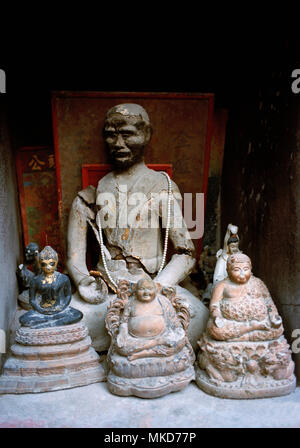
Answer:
xmin=96 ymin=212 xmax=118 ymax=290
xmin=157 ymin=171 xmax=172 ymax=275
xmin=97 ymin=171 xmax=172 ymax=287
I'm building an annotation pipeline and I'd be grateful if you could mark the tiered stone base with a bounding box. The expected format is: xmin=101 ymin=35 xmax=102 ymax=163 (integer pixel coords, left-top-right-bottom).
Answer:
xmin=0 ymin=322 xmax=106 ymax=394
xmin=195 ymin=365 xmax=296 ymax=399
xmin=108 ymin=366 xmax=195 ymax=399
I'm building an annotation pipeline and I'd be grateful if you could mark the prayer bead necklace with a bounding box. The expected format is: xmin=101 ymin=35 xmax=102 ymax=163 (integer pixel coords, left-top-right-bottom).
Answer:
xmin=96 ymin=171 xmax=172 ymax=289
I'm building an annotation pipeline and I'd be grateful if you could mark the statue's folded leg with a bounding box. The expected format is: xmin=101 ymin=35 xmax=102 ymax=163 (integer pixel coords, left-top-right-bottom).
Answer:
xmin=19 ymin=307 xmax=83 ymax=329
xmin=128 ymin=343 xmax=184 ymax=361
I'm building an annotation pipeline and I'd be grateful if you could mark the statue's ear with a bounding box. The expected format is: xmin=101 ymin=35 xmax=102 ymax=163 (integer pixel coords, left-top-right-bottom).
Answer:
xmin=144 ymin=124 xmax=152 ymax=145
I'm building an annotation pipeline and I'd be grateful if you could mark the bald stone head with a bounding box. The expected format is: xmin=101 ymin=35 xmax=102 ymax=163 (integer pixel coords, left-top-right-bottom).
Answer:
xmin=103 ymin=103 xmax=152 ymax=170
xmin=106 ymin=103 xmax=151 ymax=125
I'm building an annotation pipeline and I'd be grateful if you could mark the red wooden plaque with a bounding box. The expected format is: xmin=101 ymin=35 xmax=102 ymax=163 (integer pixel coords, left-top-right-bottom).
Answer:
xmin=15 ymin=146 xmax=63 ymax=263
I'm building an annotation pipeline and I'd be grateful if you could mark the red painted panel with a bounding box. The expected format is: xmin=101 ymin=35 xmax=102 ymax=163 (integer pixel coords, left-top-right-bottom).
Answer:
xmin=15 ymin=146 xmax=64 ymax=267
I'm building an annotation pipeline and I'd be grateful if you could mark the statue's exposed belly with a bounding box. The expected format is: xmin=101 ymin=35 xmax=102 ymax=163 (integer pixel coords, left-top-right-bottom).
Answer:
xmin=128 ymin=315 xmax=166 ymax=338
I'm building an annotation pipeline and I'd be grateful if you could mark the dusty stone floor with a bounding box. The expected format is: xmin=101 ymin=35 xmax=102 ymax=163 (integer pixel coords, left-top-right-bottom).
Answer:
xmin=0 ymin=381 xmax=299 ymax=428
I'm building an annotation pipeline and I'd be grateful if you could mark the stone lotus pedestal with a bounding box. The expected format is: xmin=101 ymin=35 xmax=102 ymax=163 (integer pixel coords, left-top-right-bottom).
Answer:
xmin=196 ymin=334 xmax=296 ymax=399
xmin=0 ymin=322 xmax=106 ymax=394
xmin=107 ymin=347 xmax=195 ymax=399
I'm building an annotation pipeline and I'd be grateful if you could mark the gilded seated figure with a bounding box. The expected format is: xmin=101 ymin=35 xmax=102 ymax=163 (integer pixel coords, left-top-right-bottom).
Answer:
xmin=20 ymin=246 xmax=83 ymax=329
xmin=105 ymin=278 xmax=195 ymax=398
xmin=0 ymin=245 xmax=106 ymax=394
xmin=196 ymin=253 xmax=296 ymax=398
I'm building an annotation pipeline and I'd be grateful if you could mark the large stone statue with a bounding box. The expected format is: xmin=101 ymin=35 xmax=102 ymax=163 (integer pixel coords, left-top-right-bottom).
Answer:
xmin=66 ymin=103 xmax=208 ymax=351
xmin=105 ymin=279 xmax=195 ymax=398
xmin=0 ymin=245 xmax=106 ymax=394
xmin=196 ymin=252 xmax=296 ymax=398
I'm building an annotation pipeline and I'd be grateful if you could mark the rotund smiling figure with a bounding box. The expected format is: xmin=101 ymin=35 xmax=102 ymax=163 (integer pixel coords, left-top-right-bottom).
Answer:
xmin=105 ymin=279 xmax=195 ymax=398
xmin=196 ymin=252 xmax=296 ymax=399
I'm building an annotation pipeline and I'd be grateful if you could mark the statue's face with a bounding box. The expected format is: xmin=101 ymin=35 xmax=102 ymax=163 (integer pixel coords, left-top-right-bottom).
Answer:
xmin=228 ymin=261 xmax=251 ymax=284
xmin=228 ymin=242 xmax=239 ymax=254
xmin=25 ymin=245 xmax=39 ymax=261
xmin=135 ymin=280 xmax=156 ymax=303
xmin=103 ymin=114 xmax=150 ymax=170
xmin=40 ymin=258 xmax=57 ymax=275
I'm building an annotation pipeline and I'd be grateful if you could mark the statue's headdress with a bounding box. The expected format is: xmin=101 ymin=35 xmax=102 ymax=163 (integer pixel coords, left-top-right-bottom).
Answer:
xmin=39 ymin=246 xmax=58 ymax=261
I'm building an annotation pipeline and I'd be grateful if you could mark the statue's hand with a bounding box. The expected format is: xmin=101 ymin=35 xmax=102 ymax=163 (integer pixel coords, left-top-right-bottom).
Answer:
xmin=270 ymin=314 xmax=282 ymax=328
xmin=78 ymin=275 xmax=108 ymax=304
xmin=252 ymin=320 xmax=270 ymax=331
xmin=214 ymin=317 xmax=225 ymax=328
xmin=17 ymin=264 xmax=27 ymax=277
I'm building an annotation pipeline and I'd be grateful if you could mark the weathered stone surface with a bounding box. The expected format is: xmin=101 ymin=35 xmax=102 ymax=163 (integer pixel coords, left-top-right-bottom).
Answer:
xmin=176 ymin=285 xmax=209 ymax=351
xmin=70 ymin=293 xmax=111 ymax=352
xmin=196 ymin=253 xmax=297 ymax=399
xmin=66 ymin=103 xmax=209 ymax=356
xmin=0 ymin=322 xmax=106 ymax=394
xmin=107 ymin=366 xmax=195 ymax=399
xmin=70 ymin=287 xmax=208 ymax=353
xmin=105 ymin=279 xmax=196 ymax=398
xmin=196 ymin=337 xmax=296 ymax=399
xmin=15 ymin=322 xmax=88 ymax=345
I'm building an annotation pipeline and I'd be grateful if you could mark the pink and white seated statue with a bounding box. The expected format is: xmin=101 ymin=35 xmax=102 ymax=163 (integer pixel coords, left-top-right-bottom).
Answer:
xmin=196 ymin=252 xmax=296 ymax=398
xmin=105 ymin=278 xmax=195 ymax=398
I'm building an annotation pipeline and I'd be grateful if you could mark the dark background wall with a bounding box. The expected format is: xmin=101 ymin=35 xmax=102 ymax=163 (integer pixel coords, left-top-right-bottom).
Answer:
xmin=0 ymin=99 xmax=22 ymax=369
xmin=221 ymin=38 xmax=300 ymax=380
